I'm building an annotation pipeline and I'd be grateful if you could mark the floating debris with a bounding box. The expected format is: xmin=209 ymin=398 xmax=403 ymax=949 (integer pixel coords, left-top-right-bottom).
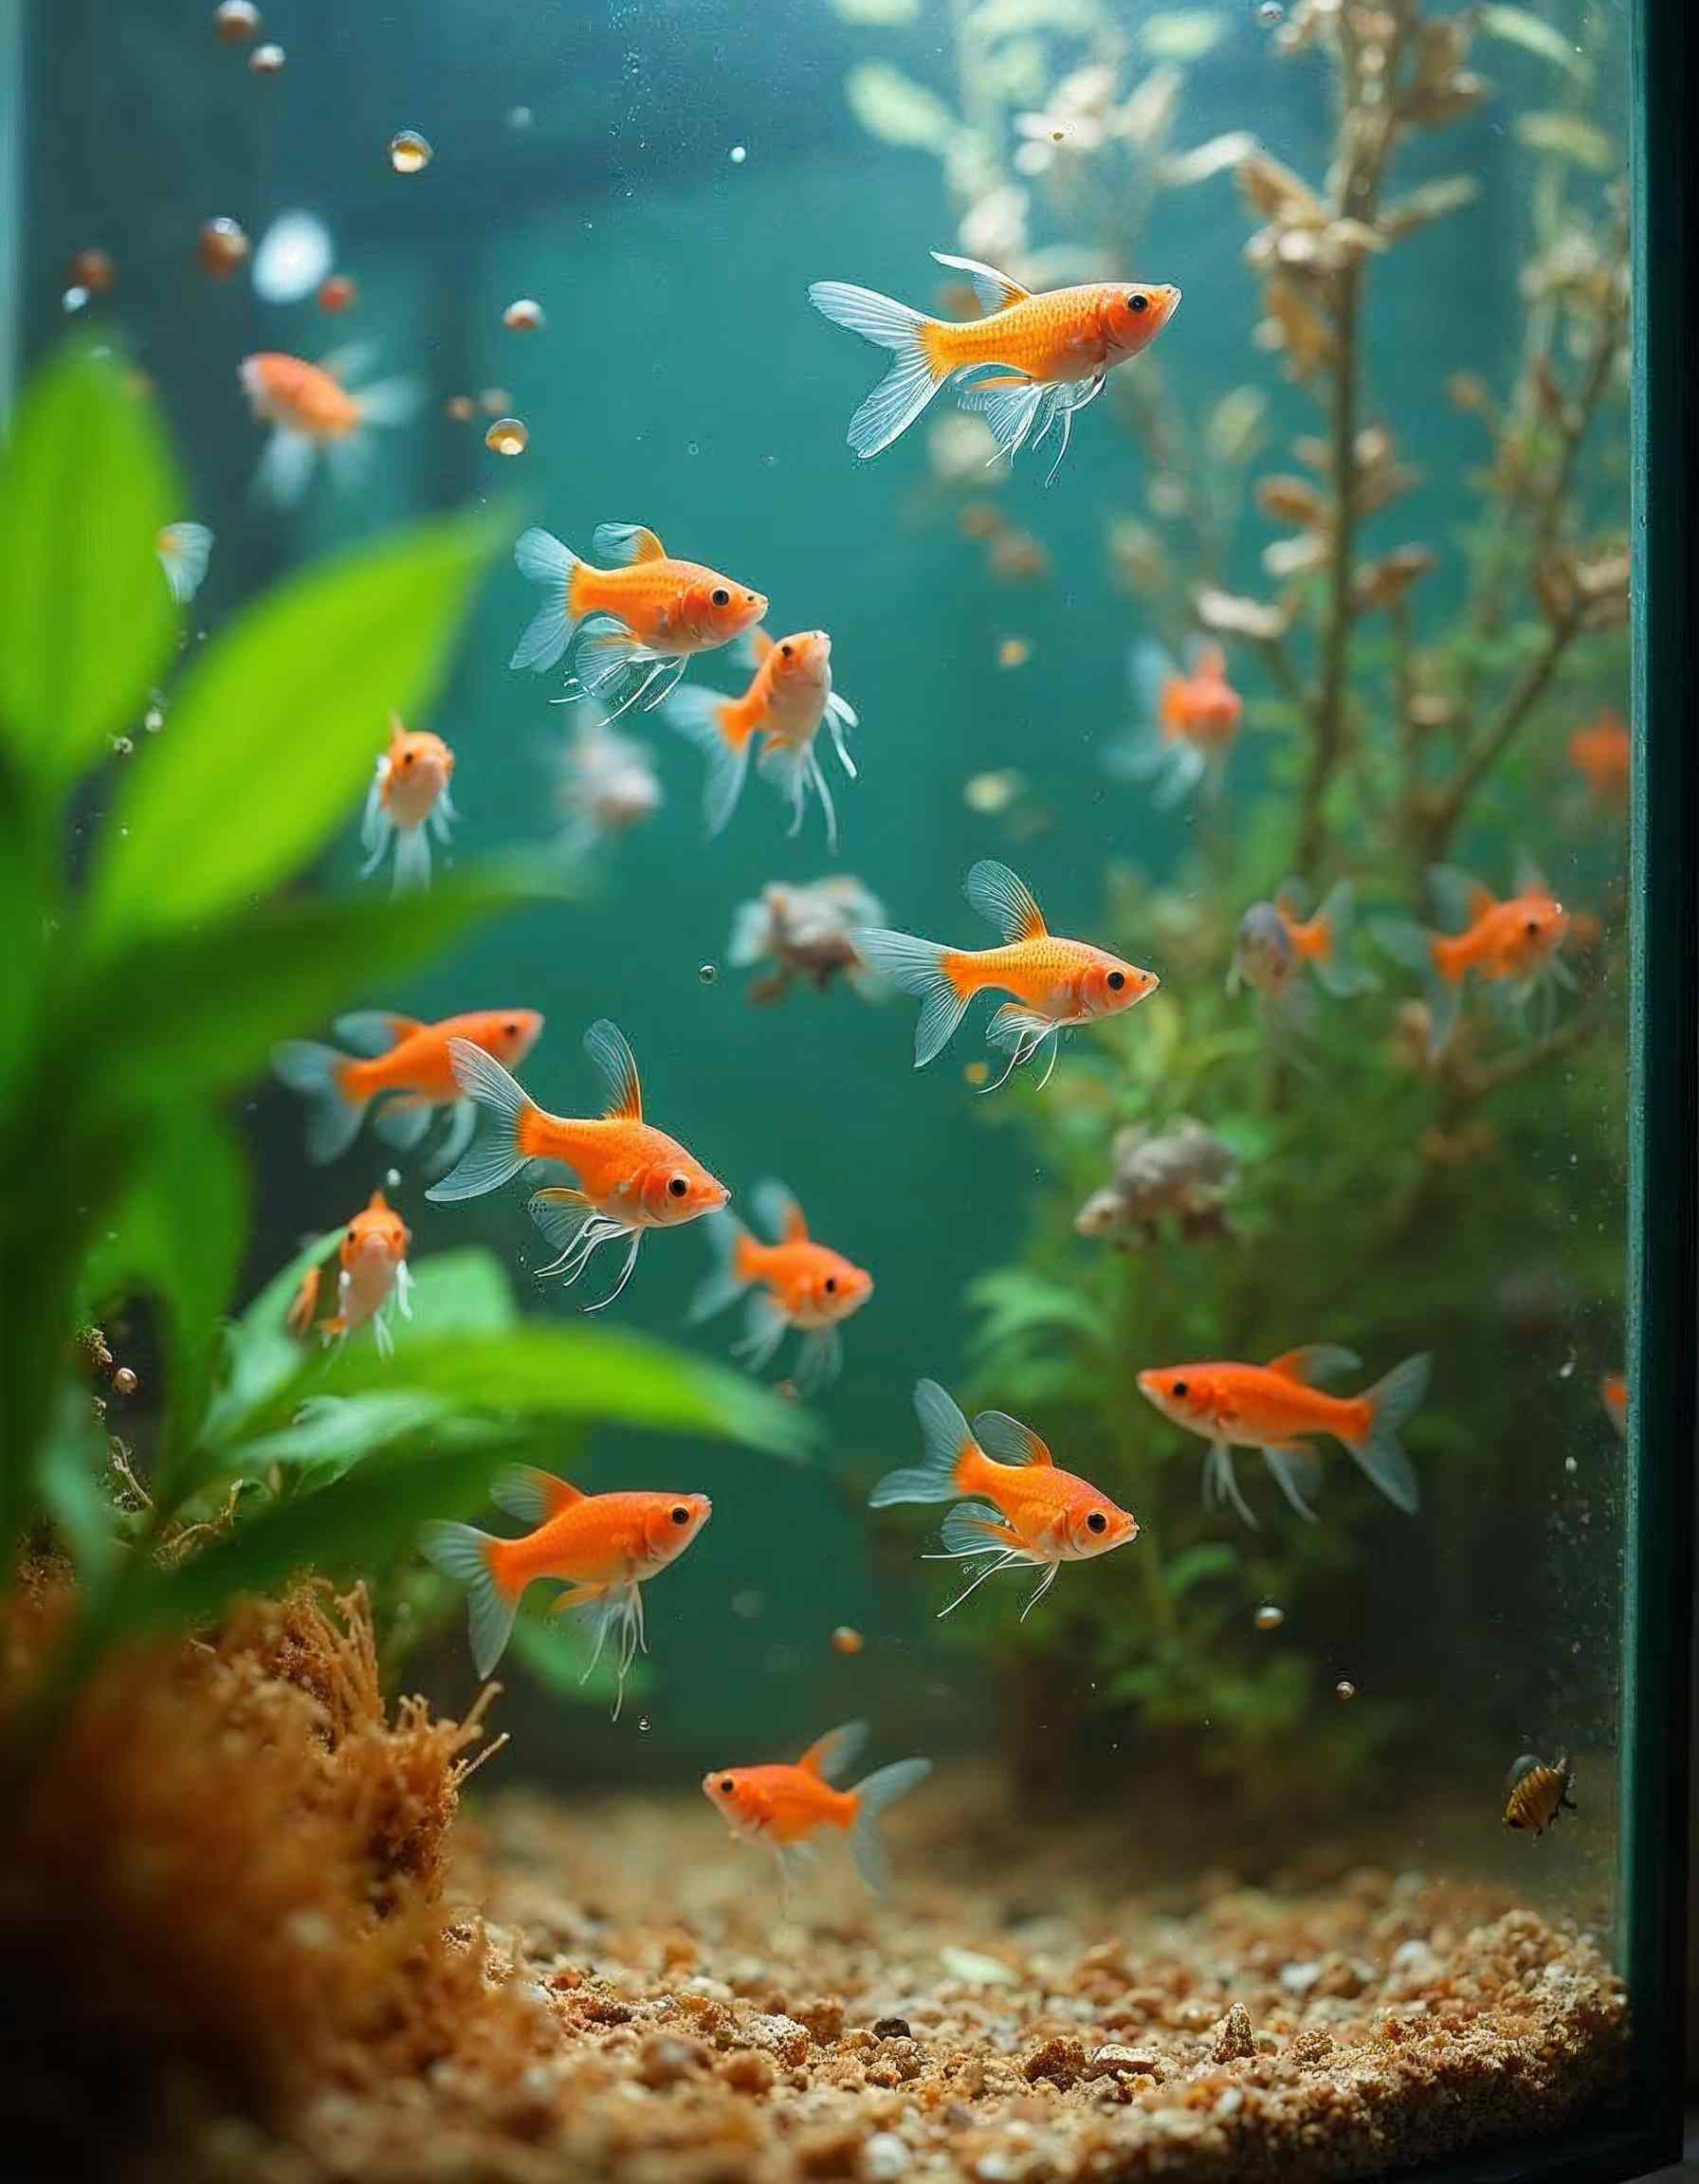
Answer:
xmin=253 ymin=210 xmax=333 ymax=303
xmin=963 ymin=769 xmax=1025 ymax=816
xmin=963 ymin=1060 xmax=989 ymax=1086
xmin=247 ymin=40 xmax=285 ymax=73
xmin=505 ymin=104 xmax=534 ymax=130
xmin=727 ymin=876 xmax=886 ymax=1005
xmin=196 ymin=216 xmax=250 ymax=280
xmin=939 ymin=1945 xmax=1019 ymax=1987
xmin=1254 ymin=1603 xmax=1286 ymax=1632
xmin=444 ymin=394 xmax=475 ymax=422
xmin=830 ymin=1626 xmax=864 ymax=1656
xmin=502 ymin=298 xmax=545 ymax=332
xmin=1504 ymin=1752 xmax=1576 ymax=1836
xmin=996 ymin=636 xmax=1032 ymax=669
xmin=317 ymin=273 xmax=358 ymax=314
xmin=112 ymin=1367 xmax=138 ymax=1397
xmin=213 ymin=0 xmax=261 ymax=39
xmin=484 ymin=416 xmax=528 ymax=457
xmin=69 ymin=246 xmax=114 ymax=295
xmin=479 ymin=387 xmax=513 ymax=414
xmin=389 ymin=130 xmax=433 ymax=175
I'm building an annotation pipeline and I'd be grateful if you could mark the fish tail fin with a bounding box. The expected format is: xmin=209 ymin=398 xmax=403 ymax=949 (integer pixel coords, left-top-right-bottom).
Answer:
xmin=850 ymin=928 xmax=972 ymax=1066
xmin=510 ymin=528 xmax=584 ymax=672
xmin=390 ymin=824 xmax=432 ymax=896
xmin=1347 ymin=1353 xmax=1431 ymax=1515
xmin=356 ymin=375 xmax=424 ymax=428
xmin=849 ymin=1757 xmax=933 ymax=1894
xmin=665 ymin=685 xmax=752 ymax=834
xmin=1372 ymin=918 xmax=1459 ymax=1053
xmin=1311 ymin=881 xmax=1378 ymax=998
xmin=253 ymin=427 xmax=318 ymax=508
xmin=688 ymin=1207 xmax=755 ymax=1324
xmin=807 ymin=281 xmax=946 ymax=459
xmin=419 ymin=1522 xmax=520 ymax=1678
xmin=426 ymin=1038 xmax=535 ymax=1202
xmin=868 ymin=1379 xmax=975 ymax=1507
xmin=271 ymin=1040 xmax=368 ymax=1162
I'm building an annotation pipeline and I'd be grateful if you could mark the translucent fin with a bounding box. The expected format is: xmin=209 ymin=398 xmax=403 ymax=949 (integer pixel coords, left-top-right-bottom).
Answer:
xmin=419 ymin=1521 xmax=519 ymax=1678
xmin=1346 ymin=1354 xmax=1430 ymax=1514
xmin=851 ymin=927 xmax=971 ymax=1067
xmin=666 ymin=684 xmax=751 ymax=834
xmin=752 ymin=1178 xmax=807 ymax=1244
xmin=939 ymin=1501 xmax=1016 ymax=1556
xmin=849 ymin=1756 xmax=932 ymax=1893
xmin=492 ymin=1464 xmax=583 ymax=1523
xmin=584 ymin=1017 xmax=642 ymax=1120
xmin=1371 ymin=919 xmax=1459 ymax=1056
xmin=334 ymin=1010 xmax=423 ymax=1055
xmin=1428 ymin=864 xmax=1495 ymax=933
xmin=391 ymin=824 xmax=432 ymax=895
xmin=964 ymin=859 xmax=1046 ymax=943
xmin=511 ymin=528 xmax=582 ymax=673
xmin=869 ymin=1378 xmax=973 ymax=1507
xmin=1264 ymin=1345 xmax=1361 ymax=1386
xmin=271 ymin=1039 xmax=367 ymax=1162
xmin=1204 ymin=1440 xmax=1259 ymax=1529
xmin=797 ymin=1720 xmax=868 ymax=1783
xmin=425 ymin=1039 xmax=534 ymax=1201
xmin=807 ymin=280 xmax=944 ymax=459
xmin=732 ymin=1289 xmax=790 ymax=1372
xmin=795 ymin=1324 xmax=844 ymax=1393
xmin=1262 ymin=1445 xmax=1323 ymax=1522
xmin=971 ymin=1410 xmax=1053 ymax=1468
xmin=688 ymin=1208 xmax=752 ymax=1324
xmin=356 ymin=375 xmax=423 ymax=428
xmin=592 ymin=521 xmax=666 ymax=565
xmin=557 ymin=1579 xmax=645 ymax=1720
xmin=429 ymin=1098 xmax=476 ymax=1180
xmin=929 ymin=247 xmax=1030 ymax=314
xmin=956 ymin=373 xmax=1047 ymax=463
xmin=1308 ymin=881 xmax=1379 ymax=998
xmin=373 ymin=1097 xmax=432 ymax=1152
xmin=253 ymin=427 xmax=318 ymax=507
xmin=1019 ymin=1559 xmax=1061 ymax=1620
xmin=158 ymin=521 xmax=213 ymax=605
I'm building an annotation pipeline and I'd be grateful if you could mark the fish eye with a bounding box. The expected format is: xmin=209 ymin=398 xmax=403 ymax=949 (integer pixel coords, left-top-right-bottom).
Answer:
xmin=1525 ymin=917 xmax=1541 ymax=937
xmin=780 ymin=641 xmax=794 ymax=658
xmin=1106 ymin=970 xmax=1126 ymax=992
xmin=720 ymin=1776 xmax=736 ymax=1794
xmin=670 ymin=1503 xmax=691 ymax=1525
xmin=667 ymin=1174 xmax=689 ymax=1198
xmin=824 ymin=1274 xmax=838 ymax=1294
xmin=711 ymin=587 xmax=730 ymax=607
xmin=1086 ymin=1510 xmax=1108 ymax=1535
xmin=1172 ymin=1378 xmax=1190 ymax=1398
xmin=503 ymin=1019 xmax=520 ymax=1037
xmin=1127 ymin=291 xmax=1149 ymax=313
xmin=401 ymin=750 xmax=415 ymax=765
xmin=345 ymin=1228 xmax=356 ymax=1243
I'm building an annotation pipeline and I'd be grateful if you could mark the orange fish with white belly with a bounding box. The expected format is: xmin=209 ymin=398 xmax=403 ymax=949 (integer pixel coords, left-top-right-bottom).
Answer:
xmin=869 ymin=1380 xmax=1139 ymax=1618
xmin=854 ymin=859 xmax=1158 ymax=1089
xmin=1137 ymin=1347 xmax=1432 ymax=1526
xmin=1107 ymin=639 xmax=1244 ymax=804
xmin=427 ymin=1018 xmax=728 ymax=1310
xmin=1568 ymin=708 xmax=1630 ymax=805
xmin=703 ymin=1720 xmax=931 ymax=1893
xmin=285 ymin=1189 xmax=413 ymax=1356
xmin=240 ymin=350 xmax=419 ymax=504
xmin=690 ymin=1179 xmax=872 ymax=1391
xmin=665 ymin=628 xmax=860 ymax=847
xmin=1375 ymin=864 xmax=1573 ymax=1054
xmin=422 ymin=1467 xmax=712 ymax=1715
xmin=510 ymin=521 xmax=767 ymax=719
xmin=361 ymin=713 xmax=457 ymax=894
xmin=809 ymin=250 xmax=1179 ymax=478
xmin=274 ymin=1007 xmax=543 ymax=1165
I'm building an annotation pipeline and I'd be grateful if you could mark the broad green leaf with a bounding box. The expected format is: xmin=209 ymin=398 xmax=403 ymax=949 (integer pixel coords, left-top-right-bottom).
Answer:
xmin=386 ymin=1247 xmax=519 ymax=1342
xmin=509 ymin=1609 xmax=655 ymax=1707
xmin=86 ymin=512 xmax=499 ymax=945
xmin=201 ymin=1225 xmax=339 ymax=1445
xmin=39 ymin=1396 xmax=119 ymax=1582
xmin=0 ymin=341 xmax=178 ymax=784
xmin=1163 ymin=1541 xmax=1239 ymax=1596
xmin=231 ymin=1392 xmax=456 ymax=1472
xmin=965 ymin=1267 xmax=1107 ymax=1354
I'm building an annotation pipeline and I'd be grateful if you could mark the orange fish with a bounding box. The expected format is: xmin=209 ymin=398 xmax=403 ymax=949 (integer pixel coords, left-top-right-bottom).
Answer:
xmin=274 ymin=1008 xmax=543 ymax=1165
xmin=427 ymin=1018 xmax=728 ymax=1310
xmin=1137 ymin=1347 xmax=1431 ymax=1525
xmin=855 ymin=860 xmax=1158 ymax=1089
xmin=510 ymin=521 xmax=767 ymax=719
xmin=869 ymin=1380 xmax=1139 ymax=1617
xmin=690 ymin=1180 xmax=872 ymax=1390
xmin=240 ymin=350 xmax=419 ymax=504
xmin=1108 ymin=640 xmax=1243 ymax=803
xmin=1568 ymin=708 xmax=1630 ymax=804
xmin=422 ymin=1465 xmax=712 ymax=1713
xmin=156 ymin=521 xmax=213 ymax=605
xmin=810 ymin=250 xmax=1179 ymax=477
xmin=361 ymin=713 xmax=456 ymax=894
xmin=285 ymin=1189 xmax=412 ymax=1355
xmin=1375 ymin=864 xmax=1572 ymax=1054
xmin=1232 ymin=879 xmax=1376 ymax=1035
xmin=703 ymin=1720 xmax=931 ymax=1892
xmin=1600 ymin=1374 xmax=1627 ymax=1440
xmin=666 ymin=628 xmax=860 ymax=847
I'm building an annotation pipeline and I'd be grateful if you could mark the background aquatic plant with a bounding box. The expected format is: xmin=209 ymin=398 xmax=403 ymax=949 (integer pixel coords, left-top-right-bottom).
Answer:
xmin=0 ymin=341 xmax=808 ymax=1740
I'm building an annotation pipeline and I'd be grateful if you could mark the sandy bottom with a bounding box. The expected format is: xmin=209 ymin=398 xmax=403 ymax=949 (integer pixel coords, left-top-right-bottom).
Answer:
xmin=260 ymin=1772 xmax=1628 ymax=2184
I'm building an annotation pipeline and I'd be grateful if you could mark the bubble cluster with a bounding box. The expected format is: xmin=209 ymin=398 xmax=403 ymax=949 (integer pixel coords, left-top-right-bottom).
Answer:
xmin=389 ymin=130 xmax=433 ymax=175
xmin=484 ymin=416 xmax=529 ymax=457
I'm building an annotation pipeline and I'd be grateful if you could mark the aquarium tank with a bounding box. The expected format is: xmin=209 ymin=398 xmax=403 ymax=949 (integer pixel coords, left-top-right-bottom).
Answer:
xmin=0 ymin=0 xmax=1690 ymax=2178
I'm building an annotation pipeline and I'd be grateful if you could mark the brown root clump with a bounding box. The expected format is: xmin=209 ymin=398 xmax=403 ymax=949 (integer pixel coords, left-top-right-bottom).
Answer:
xmin=0 ymin=1571 xmax=547 ymax=2175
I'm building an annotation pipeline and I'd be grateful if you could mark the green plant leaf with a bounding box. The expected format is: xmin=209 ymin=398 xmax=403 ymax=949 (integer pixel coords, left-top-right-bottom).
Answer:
xmin=230 ymin=1392 xmax=458 ymax=1473
xmin=85 ymin=511 xmax=499 ymax=946
xmin=1163 ymin=1541 xmax=1239 ymax=1596
xmin=0 ymin=341 xmax=178 ymax=785
xmin=386 ymin=1247 xmax=520 ymax=1341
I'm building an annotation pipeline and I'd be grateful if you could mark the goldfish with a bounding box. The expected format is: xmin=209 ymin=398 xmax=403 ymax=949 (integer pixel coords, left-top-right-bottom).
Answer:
xmin=156 ymin=521 xmax=213 ymax=605
xmin=1375 ymin=863 xmax=1573 ymax=1054
xmin=510 ymin=521 xmax=767 ymax=720
xmin=1503 ymin=1752 xmax=1576 ymax=1837
xmin=1106 ymin=640 xmax=1244 ymax=804
xmin=703 ymin=1720 xmax=931 ymax=1893
xmin=273 ymin=1007 xmax=543 ymax=1167
xmin=1600 ymin=1374 xmax=1627 ymax=1440
xmin=728 ymin=875 xmax=886 ymax=1005
xmin=690 ymin=1180 xmax=872 ymax=1390
xmin=869 ymin=1380 xmax=1139 ymax=1618
xmin=240 ymin=348 xmax=420 ymax=504
xmin=1232 ymin=879 xmax=1377 ymax=1037
xmin=555 ymin=707 xmax=663 ymax=863
xmin=809 ymin=250 xmax=1180 ymax=479
xmin=422 ymin=1466 xmax=711 ymax=1716
xmin=1074 ymin=1118 xmax=1236 ymax=1248
xmin=360 ymin=713 xmax=456 ymax=894
xmin=665 ymin=628 xmax=860 ymax=847
xmin=1136 ymin=1347 xmax=1432 ymax=1526
xmin=284 ymin=1189 xmax=413 ymax=1356
xmin=1568 ymin=707 xmax=1630 ymax=804
xmin=426 ymin=1018 xmax=727 ymax=1310
xmin=854 ymin=860 xmax=1159 ymax=1090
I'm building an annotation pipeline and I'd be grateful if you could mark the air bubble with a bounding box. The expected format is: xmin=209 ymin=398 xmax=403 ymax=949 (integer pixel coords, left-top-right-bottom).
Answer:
xmin=143 ymin=704 xmax=165 ymax=734
xmin=729 ymin=144 xmax=747 ymax=164
xmin=62 ymin=285 xmax=90 ymax=316
xmin=248 ymin=41 xmax=285 ymax=73
xmin=698 ymin=962 xmax=718 ymax=985
xmin=484 ymin=416 xmax=529 ymax=456
xmin=506 ymin=105 xmax=534 ymax=131
xmin=389 ymin=130 xmax=433 ymax=174
xmin=110 ymin=735 xmax=134 ymax=757
xmin=637 ymin=1716 xmax=650 ymax=1733
xmin=1254 ymin=1603 xmax=1285 ymax=1631
xmin=1564 ymin=1454 xmax=1578 ymax=1475
xmin=386 ymin=1168 xmax=401 ymax=1189
xmin=502 ymin=298 xmax=545 ymax=332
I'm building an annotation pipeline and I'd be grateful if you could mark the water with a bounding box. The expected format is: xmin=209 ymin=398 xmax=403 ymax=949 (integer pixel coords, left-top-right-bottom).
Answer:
xmin=11 ymin=0 xmax=1640 ymax=2176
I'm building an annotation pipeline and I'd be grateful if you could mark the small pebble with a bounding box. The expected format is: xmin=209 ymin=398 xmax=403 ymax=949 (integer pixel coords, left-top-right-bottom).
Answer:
xmin=1212 ymin=2003 xmax=1256 ymax=2062
xmin=863 ymin=2134 xmax=910 ymax=2180
xmin=113 ymin=1367 xmax=138 ymax=1396
xmin=636 ymin=2032 xmax=708 ymax=2088
xmin=213 ymin=0 xmax=261 ymax=37
xmin=831 ymin=1625 xmax=864 ymax=1656
xmin=870 ymin=2016 xmax=911 ymax=2041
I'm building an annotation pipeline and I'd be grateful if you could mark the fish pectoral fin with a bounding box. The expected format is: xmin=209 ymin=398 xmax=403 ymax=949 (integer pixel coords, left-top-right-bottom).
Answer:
xmin=937 ymin=1502 xmax=1022 ymax=1557
xmin=1263 ymin=1344 xmax=1361 ymax=1387
xmin=1261 ymin=1445 xmax=1324 ymax=1523
xmin=550 ymin=1580 xmax=608 ymax=1616
xmin=929 ymin=249 xmax=1032 ymax=314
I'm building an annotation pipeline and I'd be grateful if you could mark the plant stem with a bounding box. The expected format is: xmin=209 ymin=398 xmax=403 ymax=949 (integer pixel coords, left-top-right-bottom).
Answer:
xmin=1417 ymin=601 xmax=1583 ymax=860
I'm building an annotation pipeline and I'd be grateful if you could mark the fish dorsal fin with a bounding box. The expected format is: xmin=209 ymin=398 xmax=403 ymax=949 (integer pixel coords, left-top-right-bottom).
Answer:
xmin=930 ymin=248 xmax=1031 ymax=315
xmin=972 ymin=1410 xmax=1053 ymax=1466
xmin=797 ymin=1719 xmax=868 ymax=1783
xmin=965 ymin=859 xmax=1047 ymax=944
xmin=1190 ymin=641 xmax=1228 ymax=681
xmin=1265 ymin=1344 xmax=1361 ymax=1386
xmin=1273 ymin=876 xmax=1311 ymax=920
xmin=752 ymin=1178 xmax=808 ymax=1245
xmin=584 ymin=1017 xmax=642 ymax=1121
xmin=593 ymin=521 xmax=667 ymax=567
xmin=1511 ymin=847 xmax=1552 ymax=899
xmin=747 ymin=628 xmax=776 ymax=665
xmin=334 ymin=1010 xmax=426 ymax=1055
xmin=387 ymin=711 xmax=410 ymax=751
xmin=491 ymin=1464 xmax=584 ymax=1524
xmin=1428 ymin=864 xmax=1496 ymax=931
xmin=319 ymin=340 xmax=375 ymax=386
xmin=365 ymin=1189 xmax=390 ymax=1212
